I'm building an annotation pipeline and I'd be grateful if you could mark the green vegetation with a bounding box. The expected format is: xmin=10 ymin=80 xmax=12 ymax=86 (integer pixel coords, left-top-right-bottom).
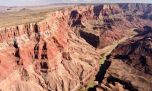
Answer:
xmin=85 ymin=77 xmax=96 ymax=90
xmin=99 ymin=53 xmax=107 ymax=65
xmin=79 ymin=77 xmax=96 ymax=91
xmin=80 ymin=36 xmax=135 ymax=91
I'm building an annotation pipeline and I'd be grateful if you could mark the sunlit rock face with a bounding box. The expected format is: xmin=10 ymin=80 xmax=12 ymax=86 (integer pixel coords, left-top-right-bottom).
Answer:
xmin=0 ymin=6 xmax=99 ymax=91
xmin=95 ymin=26 xmax=152 ymax=91
xmin=68 ymin=4 xmax=152 ymax=48
xmin=0 ymin=3 xmax=152 ymax=91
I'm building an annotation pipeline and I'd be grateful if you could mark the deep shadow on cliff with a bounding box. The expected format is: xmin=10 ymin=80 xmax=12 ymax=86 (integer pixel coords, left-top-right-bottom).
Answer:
xmin=69 ymin=10 xmax=85 ymax=28
xmin=1 ymin=3 xmax=152 ymax=91
xmin=87 ymin=55 xmax=111 ymax=91
xmin=80 ymin=30 xmax=99 ymax=48
xmin=95 ymin=60 xmax=111 ymax=84
xmin=89 ymin=26 xmax=152 ymax=91
xmin=93 ymin=5 xmax=103 ymax=18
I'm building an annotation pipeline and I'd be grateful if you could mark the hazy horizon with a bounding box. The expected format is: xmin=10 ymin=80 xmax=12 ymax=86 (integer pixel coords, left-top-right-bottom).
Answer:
xmin=0 ymin=0 xmax=152 ymax=6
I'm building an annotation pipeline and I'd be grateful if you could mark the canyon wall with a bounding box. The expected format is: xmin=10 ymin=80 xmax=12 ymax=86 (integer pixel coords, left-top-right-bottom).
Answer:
xmin=94 ymin=26 xmax=152 ymax=91
xmin=0 ymin=7 xmax=99 ymax=91
xmin=0 ymin=4 xmax=152 ymax=91
xmin=68 ymin=4 xmax=152 ymax=48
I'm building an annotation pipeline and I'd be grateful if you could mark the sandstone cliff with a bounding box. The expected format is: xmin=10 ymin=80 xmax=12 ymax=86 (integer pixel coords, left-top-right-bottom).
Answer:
xmin=68 ymin=4 xmax=152 ymax=48
xmin=0 ymin=3 xmax=152 ymax=91
xmin=94 ymin=26 xmax=152 ymax=91
xmin=0 ymin=7 xmax=99 ymax=91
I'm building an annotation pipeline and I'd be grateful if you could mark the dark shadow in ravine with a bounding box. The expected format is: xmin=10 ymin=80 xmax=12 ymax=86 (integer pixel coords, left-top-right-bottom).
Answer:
xmin=135 ymin=26 xmax=152 ymax=37
xmin=70 ymin=10 xmax=78 ymax=19
xmin=34 ymin=23 xmax=39 ymax=33
xmin=87 ymin=86 xmax=97 ymax=91
xmin=87 ymin=59 xmax=111 ymax=91
xmin=93 ymin=5 xmax=103 ymax=18
xmin=88 ymin=56 xmax=138 ymax=91
xmin=69 ymin=10 xmax=85 ymax=27
xmin=107 ymin=76 xmax=138 ymax=91
xmin=79 ymin=30 xmax=99 ymax=48
xmin=95 ymin=60 xmax=111 ymax=84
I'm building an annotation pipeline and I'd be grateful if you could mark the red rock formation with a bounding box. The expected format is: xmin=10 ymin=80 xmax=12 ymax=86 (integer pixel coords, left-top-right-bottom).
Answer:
xmin=0 ymin=3 xmax=152 ymax=91
xmin=67 ymin=4 xmax=152 ymax=48
xmin=95 ymin=26 xmax=152 ymax=91
xmin=0 ymin=7 xmax=99 ymax=91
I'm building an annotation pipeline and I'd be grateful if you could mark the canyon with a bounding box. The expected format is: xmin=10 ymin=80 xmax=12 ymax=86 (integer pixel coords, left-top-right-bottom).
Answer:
xmin=0 ymin=3 xmax=152 ymax=91
xmin=93 ymin=26 xmax=152 ymax=91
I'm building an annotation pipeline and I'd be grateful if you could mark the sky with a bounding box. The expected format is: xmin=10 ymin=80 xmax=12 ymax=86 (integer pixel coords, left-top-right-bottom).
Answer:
xmin=0 ymin=0 xmax=152 ymax=6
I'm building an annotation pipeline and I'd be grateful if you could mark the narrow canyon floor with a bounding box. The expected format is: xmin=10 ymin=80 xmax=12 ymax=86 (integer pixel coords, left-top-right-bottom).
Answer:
xmin=0 ymin=3 xmax=152 ymax=91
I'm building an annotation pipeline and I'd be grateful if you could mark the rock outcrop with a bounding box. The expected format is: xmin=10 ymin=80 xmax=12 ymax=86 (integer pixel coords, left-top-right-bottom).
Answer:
xmin=95 ymin=26 xmax=152 ymax=91
xmin=0 ymin=8 xmax=99 ymax=91
xmin=0 ymin=3 xmax=152 ymax=91
xmin=67 ymin=4 xmax=152 ymax=48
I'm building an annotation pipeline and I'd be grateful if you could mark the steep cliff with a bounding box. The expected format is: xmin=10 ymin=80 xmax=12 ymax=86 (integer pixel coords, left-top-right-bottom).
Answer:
xmin=0 ymin=3 xmax=152 ymax=91
xmin=94 ymin=26 xmax=152 ymax=91
xmin=0 ymin=8 xmax=99 ymax=91
xmin=68 ymin=4 xmax=152 ymax=48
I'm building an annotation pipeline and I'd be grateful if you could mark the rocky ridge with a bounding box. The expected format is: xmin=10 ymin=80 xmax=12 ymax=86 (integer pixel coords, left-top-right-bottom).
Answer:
xmin=0 ymin=7 xmax=99 ymax=91
xmin=0 ymin=3 xmax=152 ymax=91
xmin=94 ymin=26 xmax=152 ymax=91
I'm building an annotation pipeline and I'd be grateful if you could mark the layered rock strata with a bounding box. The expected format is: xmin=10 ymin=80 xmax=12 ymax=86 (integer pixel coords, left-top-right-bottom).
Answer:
xmin=95 ymin=26 xmax=152 ymax=91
